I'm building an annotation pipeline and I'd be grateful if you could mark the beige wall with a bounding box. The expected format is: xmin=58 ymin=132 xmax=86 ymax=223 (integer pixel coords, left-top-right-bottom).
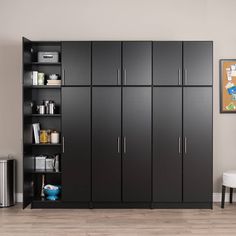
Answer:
xmin=0 ymin=0 xmax=236 ymax=195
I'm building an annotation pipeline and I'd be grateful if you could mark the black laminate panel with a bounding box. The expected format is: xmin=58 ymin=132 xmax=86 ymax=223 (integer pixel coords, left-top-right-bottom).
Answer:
xmin=62 ymin=87 xmax=91 ymax=201
xmin=183 ymin=87 xmax=212 ymax=202
xmin=153 ymin=41 xmax=182 ymax=85
xmin=153 ymin=87 xmax=182 ymax=202
xmin=92 ymin=42 xmax=121 ymax=85
xmin=92 ymin=88 xmax=122 ymax=201
xmin=123 ymin=88 xmax=151 ymax=201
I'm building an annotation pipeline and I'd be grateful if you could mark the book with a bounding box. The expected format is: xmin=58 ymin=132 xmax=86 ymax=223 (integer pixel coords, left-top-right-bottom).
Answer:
xmin=47 ymin=80 xmax=61 ymax=85
xmin=32 ymin=123 xmax=40 ymax=144
xmin=32 ymin=71 xmax=38 ymax=85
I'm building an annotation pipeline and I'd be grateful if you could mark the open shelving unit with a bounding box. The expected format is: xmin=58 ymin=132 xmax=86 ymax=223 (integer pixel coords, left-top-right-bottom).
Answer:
xmin=23 ymin=39 xmax=62 ymax=207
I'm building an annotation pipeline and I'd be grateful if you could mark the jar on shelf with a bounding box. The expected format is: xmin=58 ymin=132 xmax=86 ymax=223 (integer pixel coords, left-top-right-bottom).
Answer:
xmin=40 ymin=130 xmax=48 ymax=143
xmin=47 ymin=130 xmax=51 ymax=143
xmin=37 ymin=73 xmax=45 ymax=85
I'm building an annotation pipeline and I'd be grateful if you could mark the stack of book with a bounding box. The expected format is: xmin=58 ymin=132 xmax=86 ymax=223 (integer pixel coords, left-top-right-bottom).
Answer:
xmin=47 ymin=79 xmax=61 ymax=86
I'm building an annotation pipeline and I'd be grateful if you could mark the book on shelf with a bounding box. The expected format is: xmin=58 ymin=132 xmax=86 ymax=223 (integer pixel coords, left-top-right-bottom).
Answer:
xmin=32 ymin=71 xmax=38 ymax=85
xmin=47 ymin=80 xmax=61 ymax=86
xmin=32 ymin=123 xmax=40 ymax=144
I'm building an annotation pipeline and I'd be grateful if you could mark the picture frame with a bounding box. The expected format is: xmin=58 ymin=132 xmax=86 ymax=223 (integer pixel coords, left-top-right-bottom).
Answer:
xmin=220 ymin=59 xmax=236 ymax=113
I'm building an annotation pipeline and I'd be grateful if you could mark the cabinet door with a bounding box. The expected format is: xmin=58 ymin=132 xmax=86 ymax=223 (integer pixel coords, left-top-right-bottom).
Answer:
xmin=123 ymin=88 xmax=151 ymax=201
xmin=183 ymin=42 xmax=213 ymax=85
xmin=183 ymin=87 xmax=212 ymax=202
xmin=92 ymin=88 xmax=121 ymax=202
xmin=62 ymin=87 xmax=91 ymax=201
xmin=92 ymin=42 xmax=121 ymax=85
xmin=62 ymin=42 xmax=91 ymax=85
xmin=153 ymin=87 xmax=182 ymax=202
xmin=123 ymin=42 xmax=152 ymax=85
xmin=153 ymin=42 xmax=182 ymax=85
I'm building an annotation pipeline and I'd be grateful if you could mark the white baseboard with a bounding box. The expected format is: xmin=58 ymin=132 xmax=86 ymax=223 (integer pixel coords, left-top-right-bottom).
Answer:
xmin=15 ymin=193 xmax=236 ymax=203
xmin=16 ymin=193 xmax=23 ymax=203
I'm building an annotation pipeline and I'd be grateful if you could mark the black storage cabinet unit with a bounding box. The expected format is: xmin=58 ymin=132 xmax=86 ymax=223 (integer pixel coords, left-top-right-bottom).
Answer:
xmin=22 ymin=38 xmax=213 ymax=209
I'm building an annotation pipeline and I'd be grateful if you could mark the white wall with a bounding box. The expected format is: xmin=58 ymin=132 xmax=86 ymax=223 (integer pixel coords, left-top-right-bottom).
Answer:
xmin=1 ymin=0 xmax=236 ymax=196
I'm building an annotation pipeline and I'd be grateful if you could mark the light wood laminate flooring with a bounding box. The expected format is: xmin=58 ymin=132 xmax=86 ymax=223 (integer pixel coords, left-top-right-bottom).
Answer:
xmin=0 ymin=203 xmax=236 ymax=235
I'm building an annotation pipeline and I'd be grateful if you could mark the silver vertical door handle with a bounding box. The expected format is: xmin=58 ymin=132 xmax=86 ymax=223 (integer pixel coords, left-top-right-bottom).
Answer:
xmin=184 ymin=137 xmax=187 ymax=154
xmin=178 ymin=137 xmax=181 ymax=154
xmin=62 ymin=137 xmax=65 ymax=153
xmin=178 ymin=69 xmax=181 ymax=85
xmin=117 ymin=137 xmax=120 ymax=153
xmin=123 ymin=137 xmax=126 ymax=154
xmin=184 ymin=69 xmax=187 ymax=85
xmin=123 ymin=69 xmax=127 ymax=85
xmin=117 ymin=69 xmax=121 ymax=85
xmin=63 ymin=69 xmax=65 ymax=85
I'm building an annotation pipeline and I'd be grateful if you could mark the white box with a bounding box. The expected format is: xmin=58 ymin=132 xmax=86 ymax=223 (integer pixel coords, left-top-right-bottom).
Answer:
xmin=35 ymin=156 xmax=46 ymax=169
xmin=32 ymin=71 xmax=38 ymax=85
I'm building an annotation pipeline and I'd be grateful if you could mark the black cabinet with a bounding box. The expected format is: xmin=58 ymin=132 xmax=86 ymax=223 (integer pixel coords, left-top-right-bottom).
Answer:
xmin=92 ymin=42 xmax=121 ymax=85
xmin=183 ymin=87 xmax=212 ymax=202
xmin=62 ymin=42 xmax=91 ymax=85
xmin=123 ymin=42 xmax=152 ymax=85
xmin=153 ymin=42 xmax=182 ymax=85
xmin=183 ymin=42 xmax=213 ymax=85
xmin=153 ymin=87 xmax=212 ymax=204
xmin=62 ymin=87 xmax=91 ymax=201
xmin=92 ymin=88 xmax=121 ymax=201
xmin=153 ymin=87 xmax=182 ymax=202
xmin=123 ymin=88 xmax=152 ymax=202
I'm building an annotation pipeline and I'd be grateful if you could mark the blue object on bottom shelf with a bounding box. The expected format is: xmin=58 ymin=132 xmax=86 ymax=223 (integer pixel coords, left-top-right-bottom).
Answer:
xmin=43 ymin=185 xmax=61 ymax=201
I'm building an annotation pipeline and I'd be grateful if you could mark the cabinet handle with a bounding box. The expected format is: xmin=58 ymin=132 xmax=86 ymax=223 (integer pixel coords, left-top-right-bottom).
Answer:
xmin=178 ymin=137 xmax=181 ymax=154
xmin=63 ymin=69 xmax=65 ymax=85
xmin=123 ymin=69 xmax=127 ymax=85
xmin=62 ymin=137 xmax=65 ymax=153
xmin=184 ymin=137 xmax=187 ymax=154
xmin=123 ymin=137 xmax=126 ymax=154
xmin=117 ymin=69 xmax=121 ymax=85
xmin=178 ymin=69 xmax=181 ymax=85
xmin=117 ymin=137 xmax=120 ymax=153
xmin=184 ymin=69 xmax=187 ymax=85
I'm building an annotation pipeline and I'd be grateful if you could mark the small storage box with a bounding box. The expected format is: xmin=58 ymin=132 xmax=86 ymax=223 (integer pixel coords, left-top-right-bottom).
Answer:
xmin=35 ymin=156 xmax=46 ymax=169
xmin=38 ymin=52 xmax=59 ymax=63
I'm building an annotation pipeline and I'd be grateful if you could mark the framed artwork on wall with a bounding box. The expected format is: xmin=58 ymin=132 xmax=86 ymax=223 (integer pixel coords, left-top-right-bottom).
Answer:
xmin=220 ymin=59 xmax=236 ymax=113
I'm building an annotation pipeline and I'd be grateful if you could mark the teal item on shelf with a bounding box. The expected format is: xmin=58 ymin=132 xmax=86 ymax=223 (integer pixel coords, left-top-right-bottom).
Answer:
xmin=43 ymin=185 xmax=61 ymax=201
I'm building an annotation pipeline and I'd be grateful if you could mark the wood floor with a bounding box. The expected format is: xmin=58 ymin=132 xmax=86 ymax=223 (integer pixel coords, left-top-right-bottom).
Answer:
xmin=0 ymin=203 xmax=236 ymax=236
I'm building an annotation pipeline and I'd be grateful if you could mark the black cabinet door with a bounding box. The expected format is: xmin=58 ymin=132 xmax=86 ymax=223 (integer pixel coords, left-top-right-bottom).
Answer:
xmin=62 ymin=42 xmax=91 ymax=85
xmin=183 ymin=87 xmax=212 ymax=202
xmin=92 ymin=88 xmax=121 ymax=202
xmin=183 ymin=42 xmax=213 ymax=85
xmin=62 ymin=87 xmax=91 ymax=201
xmin=123 ymin=88 xmax=151 ymax=201
xmin=153 ymin=42 xmax=182 ymax=85
xmin=92 ymin=42 xmax=121 ymax=85
xmin=123 ymin=42 xmax=152 ymax=85
xmin=153 ymin=87 xmax=182 ymax=202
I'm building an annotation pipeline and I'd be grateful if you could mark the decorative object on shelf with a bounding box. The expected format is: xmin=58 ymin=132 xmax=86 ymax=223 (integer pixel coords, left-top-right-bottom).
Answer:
xmin=32 ymin=71 xmax=38 ymax=85
xmin=220 ymin=59 xmax=236 ymax=113
xmin=51 ymin=131 xmax=60 ymax=144
xmin=47 ymin=79 xmax=61 ymax=86
xmin=37 ymin=104 xmax=45 ymax=114
xmin=54 ymin=154 xmax=60 ymax=172
xmin=37 ymin=73 xmax=45 ymax=85
xmin=35 ymin=155 xmax=46 ymax=170
xmin=43 ymin=184 xmax=61 ymax=200
xmin=45 ymin=157 xmax=55 ymax=170
xmin=48 ymin=101 xmax=56 ymax=114
xmin=40 ymin=130 xmax=48 ymax=143
xmin=49 ymin=74 xmax=59 ymax=80
xmin=38 ymin=52 xmax=59 ymax=63
xmin=43 ymin=100 xmax=50 ymax=114
xmin=32 ymin=123 xmax=40 ymax=144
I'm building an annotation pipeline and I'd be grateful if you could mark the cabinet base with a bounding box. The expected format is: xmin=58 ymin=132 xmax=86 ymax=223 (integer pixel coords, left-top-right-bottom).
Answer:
xmin=31 ymin=201 xmax=212 ymax=209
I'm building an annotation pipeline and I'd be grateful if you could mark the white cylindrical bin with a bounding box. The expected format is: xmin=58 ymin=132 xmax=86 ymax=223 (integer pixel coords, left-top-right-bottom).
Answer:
xmin=0 ymin=158 xmax=15 ymax=207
